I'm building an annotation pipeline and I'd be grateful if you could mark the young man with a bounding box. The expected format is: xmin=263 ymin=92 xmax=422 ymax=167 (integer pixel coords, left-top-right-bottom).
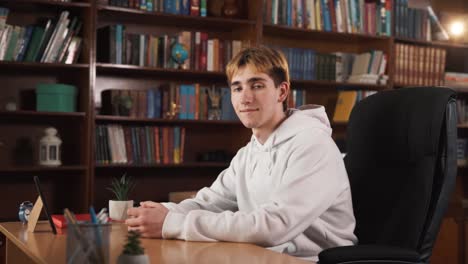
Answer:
xmin=126 ymin=46 xmax=357 ymax=261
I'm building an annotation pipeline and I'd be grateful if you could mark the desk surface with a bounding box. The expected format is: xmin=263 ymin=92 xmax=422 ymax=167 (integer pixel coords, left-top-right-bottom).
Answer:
xmin=0 ymin=221 xmax=313 ymax=264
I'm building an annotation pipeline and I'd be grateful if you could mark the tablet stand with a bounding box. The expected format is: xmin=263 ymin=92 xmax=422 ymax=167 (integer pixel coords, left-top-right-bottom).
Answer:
xmin=27 ymin=196 xmax=43 ymax=233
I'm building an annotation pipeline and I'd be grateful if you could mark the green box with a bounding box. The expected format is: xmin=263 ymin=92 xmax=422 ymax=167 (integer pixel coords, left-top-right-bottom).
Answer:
xmin=36 ymin=83 xmax=77 ymax=112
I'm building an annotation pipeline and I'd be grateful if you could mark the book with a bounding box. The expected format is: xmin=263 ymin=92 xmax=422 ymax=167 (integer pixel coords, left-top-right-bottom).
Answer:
xmin=333 ymin=90 xmax=357 ymax=122
xmin=52 ymin=213 xmax=91 ymax=228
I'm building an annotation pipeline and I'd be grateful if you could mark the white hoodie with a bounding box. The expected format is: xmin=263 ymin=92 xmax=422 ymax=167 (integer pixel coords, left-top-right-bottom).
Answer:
xmin=162 ymin=105 xmax=357 ymax=261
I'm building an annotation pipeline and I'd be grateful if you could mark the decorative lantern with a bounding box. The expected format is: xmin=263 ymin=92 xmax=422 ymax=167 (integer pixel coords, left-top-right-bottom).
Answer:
xmin=39 ymin=127 xmax=62 ymax=166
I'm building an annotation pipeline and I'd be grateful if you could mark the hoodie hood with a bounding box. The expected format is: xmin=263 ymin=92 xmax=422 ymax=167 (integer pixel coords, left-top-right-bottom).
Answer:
xmin=252 ymin=104 xmax=332 ymax=151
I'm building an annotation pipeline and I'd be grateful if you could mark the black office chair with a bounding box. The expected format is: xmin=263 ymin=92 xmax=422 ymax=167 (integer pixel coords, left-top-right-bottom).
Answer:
xmin=319 ymin=87 xmax=457 ymax=264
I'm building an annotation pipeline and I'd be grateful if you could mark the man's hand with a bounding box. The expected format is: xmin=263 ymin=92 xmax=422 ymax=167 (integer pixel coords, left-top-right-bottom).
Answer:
xmin=125 ymin=201 xmax=169 ymax=238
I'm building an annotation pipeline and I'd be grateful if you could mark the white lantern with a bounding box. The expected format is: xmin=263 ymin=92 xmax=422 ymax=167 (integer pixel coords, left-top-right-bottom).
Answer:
xmin=39 ymin=127 xmax=62 ymax=166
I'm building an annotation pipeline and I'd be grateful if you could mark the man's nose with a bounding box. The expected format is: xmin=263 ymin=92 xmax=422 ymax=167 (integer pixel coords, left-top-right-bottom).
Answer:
xmin=240 ymin=89 xmax=253 ymax=104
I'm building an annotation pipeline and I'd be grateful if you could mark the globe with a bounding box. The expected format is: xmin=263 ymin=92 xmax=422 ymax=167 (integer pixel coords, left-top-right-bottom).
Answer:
xmin=171 ymin=43 xmax=189 ymax=69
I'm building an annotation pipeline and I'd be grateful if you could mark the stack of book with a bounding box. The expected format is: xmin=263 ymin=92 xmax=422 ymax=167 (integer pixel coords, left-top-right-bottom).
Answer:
xmin=100 ymin=84 xmax=238 ymax=121
xmin=97 ymin=25 xmax=244 ymax=71
xmin=394 ymin=43 xmax=446 ymax=86
xmin=0 ymin=9 xmax=82 ymax=64
xmin=106 ymin=0 xmax=209 ymax=17
xmin=95 ymin=124 xmax=185 ymax=165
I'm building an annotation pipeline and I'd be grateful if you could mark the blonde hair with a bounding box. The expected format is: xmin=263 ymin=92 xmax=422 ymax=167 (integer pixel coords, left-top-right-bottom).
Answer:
xmin=226 ymin=46 xmax=290 ymax=111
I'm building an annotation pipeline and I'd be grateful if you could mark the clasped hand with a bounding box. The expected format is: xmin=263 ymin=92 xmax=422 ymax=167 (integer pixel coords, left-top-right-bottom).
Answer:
xmin=125 ymin=201 xmax=169 ymax=238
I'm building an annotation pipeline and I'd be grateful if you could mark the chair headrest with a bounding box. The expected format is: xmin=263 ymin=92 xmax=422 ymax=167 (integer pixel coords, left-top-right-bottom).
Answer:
xmin=346 ymin=87 xmax=456 ymax=165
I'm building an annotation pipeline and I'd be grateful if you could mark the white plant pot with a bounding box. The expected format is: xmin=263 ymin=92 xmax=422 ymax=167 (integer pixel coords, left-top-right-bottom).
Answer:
xmin=109 ymin=200 xmax=133 ymax=221
xmin=117 ymin=254 xmax=150 ymax=264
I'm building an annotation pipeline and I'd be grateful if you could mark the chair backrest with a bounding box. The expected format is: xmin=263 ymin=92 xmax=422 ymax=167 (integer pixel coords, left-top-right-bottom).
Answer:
xmin=345 ymin=87 xmax=457 ymax=262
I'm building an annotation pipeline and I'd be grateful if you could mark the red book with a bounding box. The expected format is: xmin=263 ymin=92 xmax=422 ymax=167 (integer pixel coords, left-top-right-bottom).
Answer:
xmin=190 ymin=0 xmax=200 ymax=16
xmin=52 ymin=214 xmax=91 ymax=228
xmin=200 ymin=32 xmax=208 ymax=71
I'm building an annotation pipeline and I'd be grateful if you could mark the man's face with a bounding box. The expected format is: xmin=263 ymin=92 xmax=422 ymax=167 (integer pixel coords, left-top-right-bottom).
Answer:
xmin=230 ymin=65 xmax=288 ymax=133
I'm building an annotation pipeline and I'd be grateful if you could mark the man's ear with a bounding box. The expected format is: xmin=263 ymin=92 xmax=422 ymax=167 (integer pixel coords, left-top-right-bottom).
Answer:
xmin=278 ymin=82 xmax=290 ymax=102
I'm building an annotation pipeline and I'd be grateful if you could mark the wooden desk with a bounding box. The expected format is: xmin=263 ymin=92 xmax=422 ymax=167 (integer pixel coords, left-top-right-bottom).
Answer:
xmin=0 ymin=221 xmax=313 ymax=264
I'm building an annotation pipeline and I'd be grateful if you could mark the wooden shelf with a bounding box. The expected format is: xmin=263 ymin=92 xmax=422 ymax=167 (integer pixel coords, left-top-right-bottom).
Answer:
xmin=0 ymin=61 xmax=89 ymax=73
xmin=95 ymin=162 xmax=229 ymax=169
xmin=395 ymin=37 xmax=468 ymax=49
xmin=458 ymin=124 xmax=468 ymax=129
xmin=95 ymin=115 xmax=241 ymax=125
xmin=0 ymin=111 xmax=86 ymax=125
xmin=0 ymin=110 xmax=86 ymax=118
xmin=96 ymin=63 xmax=227 ymax=82
xmin=97 ymin=5 xmax=255 ymax=31
xmin=292 ymin=79 xmax=389 ymax=90
xmin=0 ymin=0 xmax=91 ymax=8
xmin=263 ymin=24 xmax=391 ymax=43
xmin=0 ymin=165 xmax=87 ymax=172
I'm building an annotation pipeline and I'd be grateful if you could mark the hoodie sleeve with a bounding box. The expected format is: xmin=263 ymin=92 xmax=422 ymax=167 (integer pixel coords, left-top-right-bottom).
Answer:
xmin=161 ymin=154 xmax=240 ymax=215
xmin=162 ymin=133 xmax=347 ymax=245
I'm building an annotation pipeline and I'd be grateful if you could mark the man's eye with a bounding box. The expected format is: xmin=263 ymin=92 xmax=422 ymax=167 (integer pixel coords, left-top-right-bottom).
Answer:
xmin=253 ymin=84 xmax=263 ymax=89
xmin=232 ymin=87 xmax=241 ymax=92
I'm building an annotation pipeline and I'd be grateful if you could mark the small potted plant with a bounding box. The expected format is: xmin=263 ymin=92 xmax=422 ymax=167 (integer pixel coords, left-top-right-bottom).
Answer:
xmin=117 ymin=230 xmax=149 ymax=264
xmin=107 ymin=173 xmax=135 ymax=221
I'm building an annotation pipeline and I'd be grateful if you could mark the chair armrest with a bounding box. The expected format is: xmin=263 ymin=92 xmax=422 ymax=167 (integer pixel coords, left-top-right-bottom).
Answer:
xmin=318 ymin=245 xmax=420 ymax=264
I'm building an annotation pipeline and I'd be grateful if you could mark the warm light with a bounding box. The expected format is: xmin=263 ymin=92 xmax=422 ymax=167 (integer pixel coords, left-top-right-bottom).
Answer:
xmin=449 ymin=21 xmax=465 ymax=36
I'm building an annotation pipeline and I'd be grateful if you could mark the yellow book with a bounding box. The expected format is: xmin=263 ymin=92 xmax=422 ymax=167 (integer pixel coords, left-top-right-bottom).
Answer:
xmin=315 ymin=0 xmax=322 ymax=31
xmin=333 ymin=91 xmax=357 ymax=122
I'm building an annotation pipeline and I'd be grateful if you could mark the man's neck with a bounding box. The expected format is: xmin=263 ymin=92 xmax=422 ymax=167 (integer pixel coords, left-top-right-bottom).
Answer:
xmin=253 ymin=112 xmax=287 ymax=144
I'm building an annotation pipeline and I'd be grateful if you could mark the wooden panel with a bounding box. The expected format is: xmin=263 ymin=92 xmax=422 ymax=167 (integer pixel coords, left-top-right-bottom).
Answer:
xmin=432 ymin=218 xmax=460 ymax=264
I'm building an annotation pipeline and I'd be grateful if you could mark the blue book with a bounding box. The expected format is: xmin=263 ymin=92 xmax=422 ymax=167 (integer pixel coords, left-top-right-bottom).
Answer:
xmin=179 ymin=85 xmax=188 ymax=119
xmin=221 ymin=87 xmax=232 ymax=120
xmin=180 ymin=0 xmax=190 ymax=15
xmin=16 ymin=25 xmax=34 ymax=62
xmin=321 ymin=0 xmax=332 ymax=32
xmin=147 ymin=89 xmax=155 ymax=118
xmin=115 ymin=24 xmax=123 ymax=64
xmin=295 ymin=90 xmax=304 ymax=108
xmin=187 ymin=84 xmax=195 ymax=120
xmin=154 ymin=89 xmax=161 ymax=119
xmin=146 ymin=0 xmax=153 ymax=11
xmin=164 ymin=0 xmax=175 ymax=14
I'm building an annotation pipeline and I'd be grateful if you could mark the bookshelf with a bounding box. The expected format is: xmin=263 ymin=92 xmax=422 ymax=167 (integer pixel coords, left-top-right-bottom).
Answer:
xmin=0 ymin=0 xmax=442 ymax=216
xmin=0 ymin=0 xmax=467 ymax=261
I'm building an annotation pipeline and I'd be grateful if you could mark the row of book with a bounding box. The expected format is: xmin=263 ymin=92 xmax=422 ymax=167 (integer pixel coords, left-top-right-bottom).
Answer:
xmin=100 ymin=84 xmax=238 ymax=121
xmin=97 ymin=25 xmax=243 ymax=71
xmin=457 ymin=138 xmax=468 ymax=166
xmin=289 ymin=89 xmax=307 ymax=109
xmin=263 ymin=0 xmax=392 ymax=36
xmin=394 ymin=0 xmax=448 ymax=41
xmin=106 ymin=0 xmax=208 ymax=17
xmin=333 ymin=90 xmax=377 ymax=122
xmin=0 ymin=9 xmax=82 ymax=63
xmin=275 ymin=46 xmax=387 ymax=84
xmin=95 ymin=124 xmax=185 ymax=165
xmin=394 ymin=43 xmax=446 ymax=86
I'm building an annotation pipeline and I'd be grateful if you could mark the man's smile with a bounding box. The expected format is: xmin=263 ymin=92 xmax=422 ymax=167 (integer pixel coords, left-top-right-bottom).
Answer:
xmin=240 ymin=108 xmax=260 ymax=112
